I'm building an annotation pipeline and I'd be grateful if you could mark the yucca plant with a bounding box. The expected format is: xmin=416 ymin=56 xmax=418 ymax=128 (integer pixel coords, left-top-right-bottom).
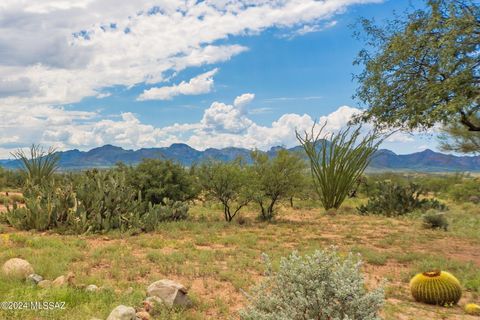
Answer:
xmin=296 ymin=123 xmax=383 ymax=210
xmin=12 ymin=144 xmax=59 ymax=186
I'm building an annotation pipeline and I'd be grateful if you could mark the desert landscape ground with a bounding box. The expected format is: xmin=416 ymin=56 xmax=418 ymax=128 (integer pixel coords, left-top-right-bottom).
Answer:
xmin=1 ymin=192 xmax=479 ymax=320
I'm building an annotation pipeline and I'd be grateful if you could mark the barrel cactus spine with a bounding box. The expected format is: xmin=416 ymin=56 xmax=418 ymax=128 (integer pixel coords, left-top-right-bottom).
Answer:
xmin=410 ymin=270 xmax=462 ymax=306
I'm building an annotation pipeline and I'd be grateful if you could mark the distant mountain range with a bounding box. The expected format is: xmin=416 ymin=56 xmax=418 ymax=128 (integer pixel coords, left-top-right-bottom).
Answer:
xmin=1 ymin=143 xmax=480 ymax=172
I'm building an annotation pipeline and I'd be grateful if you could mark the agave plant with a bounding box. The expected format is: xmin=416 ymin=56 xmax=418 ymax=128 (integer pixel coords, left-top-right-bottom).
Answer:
xmin=296 ymin=123 xmax=383 ymax=210
xmin=12 ymin=144 xmax=59 ymax=186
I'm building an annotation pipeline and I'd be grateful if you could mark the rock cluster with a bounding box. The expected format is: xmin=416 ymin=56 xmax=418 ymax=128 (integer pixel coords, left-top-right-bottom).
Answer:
xmin=2 ymin=258 xmax=192 ymax=320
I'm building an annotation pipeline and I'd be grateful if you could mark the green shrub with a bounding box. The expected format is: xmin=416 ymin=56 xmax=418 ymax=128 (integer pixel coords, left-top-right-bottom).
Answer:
xmin=422 ymin=211 xmax=449 ymax=231
xmin=357 ymin=181 xmax=446 ymax=216
xmin=239 ymin=247 xmax=384 ymax=320
xmin=123 ymin=158 xmax=199 ymax=205
xmin=448 ymin=178 xmax=480 ymax=203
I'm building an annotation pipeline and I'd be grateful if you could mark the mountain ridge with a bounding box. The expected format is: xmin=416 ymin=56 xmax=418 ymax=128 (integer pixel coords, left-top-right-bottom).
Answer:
xmin=1 ymin=144 xmax=479 ymax=172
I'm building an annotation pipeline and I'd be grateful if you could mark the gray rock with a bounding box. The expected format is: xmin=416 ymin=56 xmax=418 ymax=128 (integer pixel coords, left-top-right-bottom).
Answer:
xmin=106 ymin=305 xmax=136 ymax=320
xmin=26 ymin=273 xmax=43 ymax=284
xmin=146 ymin=279 xmax=191 ymax=307
xmin=1 ymin=258 xmax=34 ymax=279
xmin=85 ymin=284 xmax=99 ymax=292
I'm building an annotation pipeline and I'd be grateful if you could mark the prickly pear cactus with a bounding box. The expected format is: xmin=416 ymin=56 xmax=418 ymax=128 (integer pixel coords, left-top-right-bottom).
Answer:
xmin=410 ymin=270 xmax=462 ymax=306
xmin=465 ymin=303 xmax=480 ymax=315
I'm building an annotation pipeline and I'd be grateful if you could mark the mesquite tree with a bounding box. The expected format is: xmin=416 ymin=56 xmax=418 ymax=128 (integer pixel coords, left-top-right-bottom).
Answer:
xmin=250 ymin=149 xmax=306 ymax=220
xmin=197 ymin=159 xmax=251 ymax=222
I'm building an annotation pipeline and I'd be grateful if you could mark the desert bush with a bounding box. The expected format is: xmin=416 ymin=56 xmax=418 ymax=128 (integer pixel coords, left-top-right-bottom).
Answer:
xmin=250 ymin=150 xmax=306 ymax=220
xmin=0 ymin=169 xmax=24 ymax=190
xmin=124 ymin=158 xmax=199 ymax=205
xmin=416 ymin=173 xmax=466 ymax=196
xmin=239 ymin=247 xmax=384 ymax=320
xmin=357 ymin=181 xmax=446 ymax=216
xmin=296 ymin=123 xmax=383 ymax=210
xmin=141 ymin=199 xmax=189 ymax=232
xmin=422 ymin=211 xmax=449 ymax=231
xmin=197 ymin=159 xmax=252 ymax=222
xmin=448 ymin=178 xmax=480 ymax=203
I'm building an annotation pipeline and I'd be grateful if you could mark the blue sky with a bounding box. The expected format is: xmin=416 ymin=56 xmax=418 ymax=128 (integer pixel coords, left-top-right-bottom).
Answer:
xmin=0 ymin=0 xmax=437 ymax=157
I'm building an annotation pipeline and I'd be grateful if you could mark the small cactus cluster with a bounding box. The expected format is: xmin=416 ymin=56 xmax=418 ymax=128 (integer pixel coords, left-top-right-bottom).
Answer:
xmin=410 ymin=270 xmax=462 ymax=306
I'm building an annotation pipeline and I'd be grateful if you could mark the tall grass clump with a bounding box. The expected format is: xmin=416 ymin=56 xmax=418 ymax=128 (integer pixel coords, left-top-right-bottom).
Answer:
xmin=239 ymin=247 xmax=384 ymax=320
xmin=296 ymin=123 xmax=383 ymax=210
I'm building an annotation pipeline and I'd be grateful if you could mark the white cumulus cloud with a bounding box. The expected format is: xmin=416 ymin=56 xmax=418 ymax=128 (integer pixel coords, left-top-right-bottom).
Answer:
xmin=0 ymin=0 xmax=382 ymax=107
xmin=138 ymin=68 xmax=218 ymax=101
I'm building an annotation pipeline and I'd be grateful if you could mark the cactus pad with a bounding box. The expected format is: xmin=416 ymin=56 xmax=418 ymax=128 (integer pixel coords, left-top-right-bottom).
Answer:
xmin=410 ymin=270 xmax=462 ymax=306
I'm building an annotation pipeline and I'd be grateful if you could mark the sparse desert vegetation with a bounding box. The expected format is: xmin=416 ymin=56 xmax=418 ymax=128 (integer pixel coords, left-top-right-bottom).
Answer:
xmin=0 ymin=0 xmax=479 ymax=319
xmin=0 ymin=142 xmax=480 ymax=319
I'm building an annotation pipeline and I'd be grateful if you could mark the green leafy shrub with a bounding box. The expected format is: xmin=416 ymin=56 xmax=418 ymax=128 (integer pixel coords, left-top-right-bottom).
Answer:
xmin=357 ymin=181 xmax=446 ymax=216
xmin=124 ymin=158 xmax=199 ymax=205
xmin=296 ymin=123 xmax=383 ymax=210
xmin=422 ymin=211 xmax=449 ymax=231
xmin=239 ymin=247 xmax=384 ymax=320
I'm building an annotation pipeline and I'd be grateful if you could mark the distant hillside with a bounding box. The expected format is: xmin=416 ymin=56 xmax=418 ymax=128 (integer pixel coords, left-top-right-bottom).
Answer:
xmin=1 ymin=144 xmax=479 ymax=172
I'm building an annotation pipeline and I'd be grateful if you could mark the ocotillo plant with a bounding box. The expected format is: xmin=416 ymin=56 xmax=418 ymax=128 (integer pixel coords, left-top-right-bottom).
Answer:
xmin=296 ymin=123 xmax=383 ymax=210
xmin=12 ymin=144 xmax=59 ymax=186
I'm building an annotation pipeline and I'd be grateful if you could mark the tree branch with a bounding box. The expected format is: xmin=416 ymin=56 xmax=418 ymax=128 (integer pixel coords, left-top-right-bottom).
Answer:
xmin=460 ymin=110 xmax=480 ymax=131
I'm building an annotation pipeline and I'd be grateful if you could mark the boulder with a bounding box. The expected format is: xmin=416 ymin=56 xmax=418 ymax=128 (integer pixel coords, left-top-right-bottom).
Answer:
xmin=106 ymin=305 xmax=136 ymax=320
xmin=85 ymin=284 xmax=99 ymax=292
xmin=146 ymin=279 xmax=191 ymax=307
xmin=1 ymin=258 xmax=34 ymax=279
xmin=52 ymin=275 xmax=66 ymax=287
xmin=26 ymin=273 xmax=43 ymax=284
xmin=468 ymin=195 xmax=480 ymax=204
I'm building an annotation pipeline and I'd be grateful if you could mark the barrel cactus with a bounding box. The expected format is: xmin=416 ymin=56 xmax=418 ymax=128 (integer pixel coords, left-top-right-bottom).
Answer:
xmin=410 ymin=270 xmax=462 ymax=306
xmin=465 ymin=303 xmax=480 ymax=315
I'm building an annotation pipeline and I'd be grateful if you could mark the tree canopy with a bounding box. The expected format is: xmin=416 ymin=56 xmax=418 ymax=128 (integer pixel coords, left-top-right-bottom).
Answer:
xmin=354 ymin=0 xmax=480 ymax=136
